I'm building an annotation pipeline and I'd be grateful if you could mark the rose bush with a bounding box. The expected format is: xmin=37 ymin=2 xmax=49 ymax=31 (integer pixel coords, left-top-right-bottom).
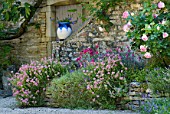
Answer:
xmin=122 ymin=1 xmax=170 ymax=66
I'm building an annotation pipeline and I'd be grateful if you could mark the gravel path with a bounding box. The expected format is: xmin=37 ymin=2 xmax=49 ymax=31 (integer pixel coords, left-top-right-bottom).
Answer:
xmin=0 ymin=97 xmax=140 ymax=114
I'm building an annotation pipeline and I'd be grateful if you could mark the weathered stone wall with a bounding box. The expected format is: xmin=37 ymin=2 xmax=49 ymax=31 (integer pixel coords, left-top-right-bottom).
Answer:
xmin=0 ymin=0 xmax=48 ymax=63
xmin=52 ymin=2 xmax=143 ymax=63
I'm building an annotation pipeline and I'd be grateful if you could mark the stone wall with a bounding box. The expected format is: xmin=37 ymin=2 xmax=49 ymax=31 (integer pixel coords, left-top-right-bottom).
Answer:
xmin=52 ymin=2 xmax=143 ymax=63
xmin=0 ymin=0 xmax=48 ymax=63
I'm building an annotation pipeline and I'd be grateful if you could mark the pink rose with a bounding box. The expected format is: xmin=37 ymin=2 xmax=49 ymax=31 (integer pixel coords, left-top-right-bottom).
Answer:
xmin=123 ymin=24 xmax=130 ymax=32
xmin=144 ymin=52 xmax=152 ymax=59
xmin=140 ymin=45 xmax=147 ymax=52
xmin=158 ymin=1 xmax=165 ymax=9
xmin=141 ymin=34 xmax=148 ymax=41
xmin=122 ymin=11 xmax=129 ymax=19
xmin=163 ymin=32 xmax=169 ymax=38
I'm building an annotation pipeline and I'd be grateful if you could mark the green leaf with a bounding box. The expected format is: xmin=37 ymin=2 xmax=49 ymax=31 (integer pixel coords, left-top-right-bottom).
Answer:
xmin=24 ymin=3 xmax=31 ymax=18
xmin=67 ymin=9 xmax=77 ymax=12
xmin=5 ymin=12 xmax=10 ymax=20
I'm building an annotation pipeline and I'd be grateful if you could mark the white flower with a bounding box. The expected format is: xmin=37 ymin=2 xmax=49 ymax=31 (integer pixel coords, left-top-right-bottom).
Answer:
xmin=131 ymin=12 xmax=134 ymax=16
xmin=162 ymin=20 xmax=166 ymax=25
xmin=147 ymin=25 xmax=151 ymax=29
xmin=98 ymin=26 xmax=104 ymax=32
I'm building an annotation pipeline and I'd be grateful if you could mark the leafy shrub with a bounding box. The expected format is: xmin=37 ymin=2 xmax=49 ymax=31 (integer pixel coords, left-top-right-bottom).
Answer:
xmin=140 ymin=98 xmax=170 ymax=114
xmin=46 ymin=70 xmax=93 ymax=109
xmin=9 ymin=58 xmax=67 ymax=107
xmin=83 ymin=53 xmax=128 ymax=109
xmin=147 ymin=67 xmax=170 ymax=94
xmin=123 ymin=1 xmax=170 ymax=67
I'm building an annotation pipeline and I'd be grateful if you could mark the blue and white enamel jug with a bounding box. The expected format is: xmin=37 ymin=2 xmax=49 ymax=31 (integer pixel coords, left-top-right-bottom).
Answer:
xmin=57 ymin=22 xmax=72 ymax=40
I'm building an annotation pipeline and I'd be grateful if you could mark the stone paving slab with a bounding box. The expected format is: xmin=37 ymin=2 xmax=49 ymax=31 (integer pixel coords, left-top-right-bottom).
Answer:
xmin=0 ymin=97 xmax=139 ymax=114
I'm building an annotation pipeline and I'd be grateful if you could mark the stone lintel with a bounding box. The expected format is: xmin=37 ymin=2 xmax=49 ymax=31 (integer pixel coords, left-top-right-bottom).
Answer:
xmin=47 ymin=0 xmax=88 ymax=6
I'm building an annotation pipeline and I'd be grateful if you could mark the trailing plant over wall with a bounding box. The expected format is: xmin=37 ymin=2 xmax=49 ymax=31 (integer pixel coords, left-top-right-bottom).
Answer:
xmin=79 ymin=0 xmax=141 ymax=31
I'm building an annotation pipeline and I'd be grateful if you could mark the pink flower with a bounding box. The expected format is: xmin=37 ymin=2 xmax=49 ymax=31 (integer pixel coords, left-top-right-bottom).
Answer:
xmin=91 ymin=59 xmax=95 ymax=63
xmin=17 ymin=82 xmax=22 ymax=86
xmin=83 ymin=49 xmax=88 ymax=54
xmin=76 ymin=57 xmax=81 ymax=61
xmin=140 ymin=45 xmax=147 ymax=52
xmin=95 ymin=44 xmax=99 ymax=48
xmin=122 ymin=11 xmax=129 ymax=18
xmin=153 ymin=14 xmax=158 ymax=18
xmin=95 ymin=51 xmax=99 ymax=55
xmin=87 ymin=85 xmax=91 ymax=90
xmin=141 ymin=34 xmax=148 ymax=41
xmin=158 ymin=1 xmax=165 ymax=9
xmin=163 ymin=32 xmax=169 ymax=38
xmin=119 ymin=77 xmax=124 ymax=80
xmin=13 ymin=90 xmax=20 ymax=96
xmin=144 ymin=52 xmax=152 ymax=59
xmin=123 ymin=24 xmax=130 ymax=32
xmin=115 ymin=72 xmax=119 ymax=78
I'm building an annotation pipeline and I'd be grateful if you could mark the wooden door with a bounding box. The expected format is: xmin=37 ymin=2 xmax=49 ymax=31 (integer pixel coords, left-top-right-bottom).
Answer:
xmin=56 ymin=4 xmax=83 ymax=32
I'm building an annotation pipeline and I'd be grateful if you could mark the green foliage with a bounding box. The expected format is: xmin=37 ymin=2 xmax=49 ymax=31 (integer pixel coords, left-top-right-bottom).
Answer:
xmin=123 ymin=1 xmax=170 ymax=66
xmin=125 ymin=69 xmax=148 ymax=83
xmin=0 ymin=0 xmax=32 ymax=38
xmin=0 ymin=44 xmax=12 ymax=70
xmin=140 ymin=98 xmax=170 ymax=114
xmin=47 ymin=70 xmax=93 ymax=109
xmin=10 ymin=58 xmax=67 ymax=107
xmin=0 ymin=0 xmax=32 ymax=22
xmin=147 ymin=67 xmax=170 ymax=94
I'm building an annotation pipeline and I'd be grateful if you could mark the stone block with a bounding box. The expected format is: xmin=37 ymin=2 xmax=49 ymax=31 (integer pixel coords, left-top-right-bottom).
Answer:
xmin=131 ymin=4 xmax=141 ymax=9
xmin=113 ymin=11 xmax=122 ymax=15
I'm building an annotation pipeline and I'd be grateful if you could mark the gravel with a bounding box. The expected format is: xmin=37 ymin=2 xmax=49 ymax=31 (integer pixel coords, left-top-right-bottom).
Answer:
xmin=0 ymin=97 xmax=140 ymax=114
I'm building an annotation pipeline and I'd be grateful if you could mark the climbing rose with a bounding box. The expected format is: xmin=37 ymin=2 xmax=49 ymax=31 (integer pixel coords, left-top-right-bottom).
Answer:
xmin=141 ymin=34 xmax=148 ymax=41
xmin=140 ymin=45 xmax=147 ymax=52
xmin=123 ymin=22 xmax=131 ymax=32
xmin=144 ymin=52 xmax=152 ymax=58
xmin=163 ymin=32 xmax=169 ymax=38
xmin=158 ymin=1 xmax=165 ymax=9
xmin=122 ymin=11 xmax=129 ymax=19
